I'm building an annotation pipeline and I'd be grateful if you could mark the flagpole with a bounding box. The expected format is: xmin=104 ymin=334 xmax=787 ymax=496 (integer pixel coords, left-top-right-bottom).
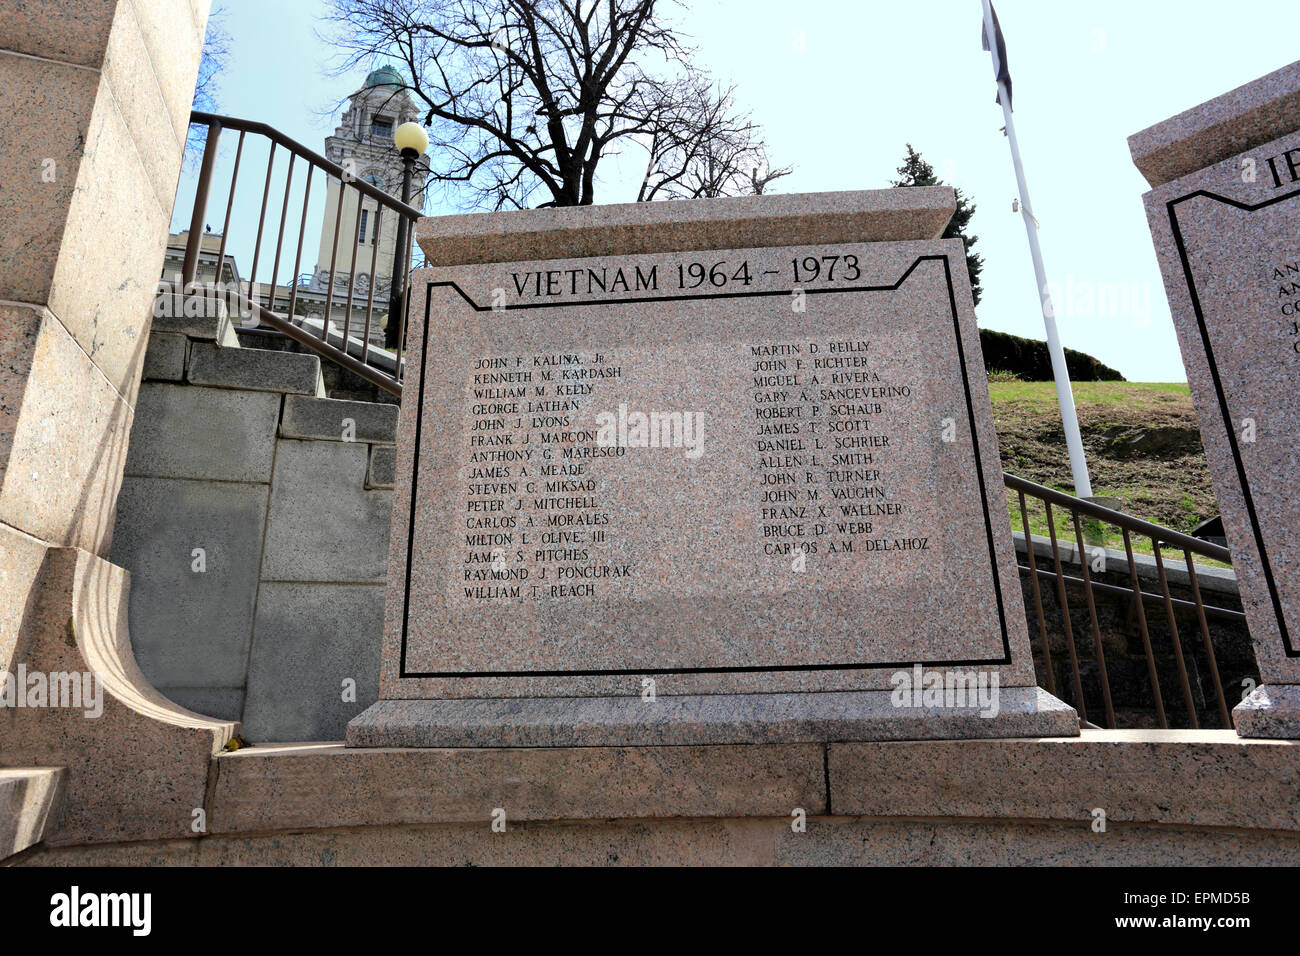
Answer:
xmin=981 ymin=0 xmax=1093 ymax=498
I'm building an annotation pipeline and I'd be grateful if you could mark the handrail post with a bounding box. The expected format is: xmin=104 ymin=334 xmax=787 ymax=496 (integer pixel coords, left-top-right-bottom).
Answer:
xmin=386 ymin=151 xmax=417 ymax=349
xmin=182 ymin=119 xmax=222 ymax=289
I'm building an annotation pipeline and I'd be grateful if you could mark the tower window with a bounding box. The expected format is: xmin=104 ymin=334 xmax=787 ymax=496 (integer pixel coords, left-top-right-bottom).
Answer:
xmin=359 ymin=209 xmax=369 ymax=244
xmin=371 ymin=116 xmax=393 ymax=139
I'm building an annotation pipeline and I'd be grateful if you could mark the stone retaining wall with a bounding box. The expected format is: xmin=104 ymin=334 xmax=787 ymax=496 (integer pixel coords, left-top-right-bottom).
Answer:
xmin=109 ymin=308 xmax=395 ymax=740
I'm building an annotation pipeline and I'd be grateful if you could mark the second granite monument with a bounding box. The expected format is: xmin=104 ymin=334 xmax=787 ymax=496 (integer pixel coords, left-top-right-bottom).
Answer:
xmin=1131 ymin=60 xmax=1300 ymax=737
xmin=347 ymin=187 xmax=1078 ymax=746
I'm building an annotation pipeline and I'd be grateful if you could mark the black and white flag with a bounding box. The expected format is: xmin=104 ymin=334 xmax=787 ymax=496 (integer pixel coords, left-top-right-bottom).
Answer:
xmin=981 ymin=2 xmax=1013 ymax=110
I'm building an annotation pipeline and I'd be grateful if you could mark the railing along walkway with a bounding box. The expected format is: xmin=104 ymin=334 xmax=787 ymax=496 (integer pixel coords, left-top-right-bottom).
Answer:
xmin=1006 ymin=473 xmax=1242 ymax=730
xmin=178 ymin=111 xmax=422 ymax=396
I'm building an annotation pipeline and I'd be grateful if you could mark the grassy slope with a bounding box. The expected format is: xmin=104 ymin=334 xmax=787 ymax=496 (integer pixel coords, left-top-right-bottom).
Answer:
xmin=989 ymin=381 xmax=1221 ymax=557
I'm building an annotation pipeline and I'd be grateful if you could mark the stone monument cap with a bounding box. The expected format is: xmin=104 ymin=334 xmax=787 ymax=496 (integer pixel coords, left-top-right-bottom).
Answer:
xmin=415 ymin=186 xmax=957 ymax=266
xmin=1129 ymin=59 xmax=1300 ymax=187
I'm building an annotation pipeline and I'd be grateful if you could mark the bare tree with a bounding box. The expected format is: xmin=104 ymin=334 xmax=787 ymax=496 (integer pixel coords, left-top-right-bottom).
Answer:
xmin=324 ymin=0 xmax=788 ymax=209
xmin=636 ymin=80 xmax=790 ymax=201
xmin=186 ymin=5 xmax=232 ymax=169
xmin=747 ymin=153 xmax=793 ymax=196
xmin=193 ymin=4 xmax=231 ymax=113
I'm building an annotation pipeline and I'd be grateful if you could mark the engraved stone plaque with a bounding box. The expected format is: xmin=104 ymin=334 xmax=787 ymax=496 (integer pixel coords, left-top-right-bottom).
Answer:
xmin=347 ymin=189 xmax=1076 ymax=746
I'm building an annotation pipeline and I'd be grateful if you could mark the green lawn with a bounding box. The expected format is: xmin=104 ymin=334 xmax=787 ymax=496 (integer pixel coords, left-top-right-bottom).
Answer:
xmin=990 ymin=380 xmax=1227 ymax=566
xmin=990 ymin=380 xmax=1191 ymax=409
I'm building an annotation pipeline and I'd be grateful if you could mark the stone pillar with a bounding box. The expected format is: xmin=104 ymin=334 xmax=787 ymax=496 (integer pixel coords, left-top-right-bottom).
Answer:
xmin=0 ymin=0 xmax=236 ymax=847
xmin=0 ymin=0 xmax=214 ymax=556
xmin=1130 ymin=61 xmax=1300 ymax=737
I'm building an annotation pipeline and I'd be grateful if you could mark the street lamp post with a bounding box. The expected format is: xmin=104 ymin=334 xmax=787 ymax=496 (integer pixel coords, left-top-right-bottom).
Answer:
xmin=386 ymin=121 xmax=428 ymax=350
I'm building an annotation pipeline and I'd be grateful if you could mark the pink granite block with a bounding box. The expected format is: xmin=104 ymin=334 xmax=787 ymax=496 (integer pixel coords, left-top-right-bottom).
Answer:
xmin=101 ymin=0 xmax=186 ymax=208
xmin=347 ymin=688 xmax=1077 ymax=748
xmin=1130 ymin=60 xmax=1300 ymax=188
xmin=0 ymin=520 xmax=47 ymax=681
xmin=351 ymin=189 xmax=1075 ymax=746
xmin=1132 ymin=72 xmax=1300 ymax=735
xmin=21 ymin=816 xmax=1300 ymax=867
xmin=46 ymin=76 xmax=169 ymax=400
xmin=415 ymin=187 xmax=956 ymax=266
xmin=830 ymin=731 xmax=1300 ymax=831
xmin=0 ymin=766 xmax=65 ymax=859
xmin=0 ymin=305 xmax=139 ymax=556
xmin=209 ymin=741 xmax=827 ymax=833
xmin=1234 ymin=684 xmax=1300 ymax=738
xmin=197 ymin=818 xmax=784 ymax=867
xmin=0 ymin=302 xmax=42 ymax=488
xmin=17 ymin=838 xmax=199 ymax=866
xmin=772 ymin=818 xmax=1300 ymax=867
xmin=0 ymin=0 xmax=117 ymax=67
xmin=124 ymin=0 xmax=207 ymax=146
xmin=0 ymin=51 xmax=100 ymax=304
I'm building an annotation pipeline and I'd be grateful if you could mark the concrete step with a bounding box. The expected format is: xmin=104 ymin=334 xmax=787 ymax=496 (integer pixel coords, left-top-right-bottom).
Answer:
xmin=150 ymin=293 xmax=241 ymax=347
xmin=189 ymin=342 xmax=325 ymax=396
xmin=0 ymin=767 xmax=65 ymax=861
xmin=368 ymin=444 xmax=396 ymax=489
xmin=298 ymin=316 xmax=401 ymax=375
xmin=279 ymin=394 xmax=399 ymax=443
xmin=141 ymin=331 xmax=188 ymax=382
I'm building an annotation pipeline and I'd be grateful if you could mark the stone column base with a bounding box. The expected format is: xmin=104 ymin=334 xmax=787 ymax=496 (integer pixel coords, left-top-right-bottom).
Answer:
xmin=346 ymin=687 xmax=1079 ymax=748
xmin=1234 ymin=685 xmax=1300 ymax=738
xmin=0 ymin=536 xmax=237 ymax=846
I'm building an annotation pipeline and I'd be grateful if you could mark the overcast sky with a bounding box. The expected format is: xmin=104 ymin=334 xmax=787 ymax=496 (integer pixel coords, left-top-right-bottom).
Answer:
xmin=181 ymin=0 xmax=1297 ymax=382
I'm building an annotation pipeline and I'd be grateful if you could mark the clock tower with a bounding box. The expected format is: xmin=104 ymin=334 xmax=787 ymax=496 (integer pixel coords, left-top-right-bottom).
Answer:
xmin=309 ymin=65 xmax=428 ymax=306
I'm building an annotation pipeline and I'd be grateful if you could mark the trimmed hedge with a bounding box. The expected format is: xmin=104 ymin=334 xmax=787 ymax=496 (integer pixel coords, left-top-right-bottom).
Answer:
xmin=979 ymin=328 xmax=1124 ymax=381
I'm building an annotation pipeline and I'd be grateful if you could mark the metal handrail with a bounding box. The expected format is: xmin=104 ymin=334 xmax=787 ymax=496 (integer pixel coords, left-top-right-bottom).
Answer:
xmin=179 ymin=111 xmax=420 ymax=397
xmin=1004 ymin=472 xmax=1232 ymax=563
xmin=1004 ymin=471 xmax=1243 ymax=730
xmin=188 ymin=112 xmax=424 ymax=218
xmin=157 ymin=281 xmax=402 ymax=397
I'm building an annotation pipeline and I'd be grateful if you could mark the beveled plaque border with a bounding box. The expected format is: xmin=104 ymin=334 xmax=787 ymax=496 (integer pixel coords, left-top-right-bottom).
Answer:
xmin=396 ymin=253 xmax=1014 ymax=678
xmin=1166 ymin=188 xmax=1297 ymax=656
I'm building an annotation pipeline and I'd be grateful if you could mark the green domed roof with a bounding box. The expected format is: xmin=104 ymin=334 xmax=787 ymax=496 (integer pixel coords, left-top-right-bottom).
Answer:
xmin=364 ymin=65 xmax=406 ymax=89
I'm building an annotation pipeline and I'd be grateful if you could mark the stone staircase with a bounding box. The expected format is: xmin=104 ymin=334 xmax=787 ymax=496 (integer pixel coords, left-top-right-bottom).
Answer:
xmin=146 ymin=294 xmax=325 ymax=394
xmin=108 ymin=294 xmax=398 ymax=742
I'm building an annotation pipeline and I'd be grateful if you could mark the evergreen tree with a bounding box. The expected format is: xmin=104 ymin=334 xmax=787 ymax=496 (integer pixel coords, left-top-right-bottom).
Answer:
xmin=892 ymin=144 xmax=984 ymax=306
